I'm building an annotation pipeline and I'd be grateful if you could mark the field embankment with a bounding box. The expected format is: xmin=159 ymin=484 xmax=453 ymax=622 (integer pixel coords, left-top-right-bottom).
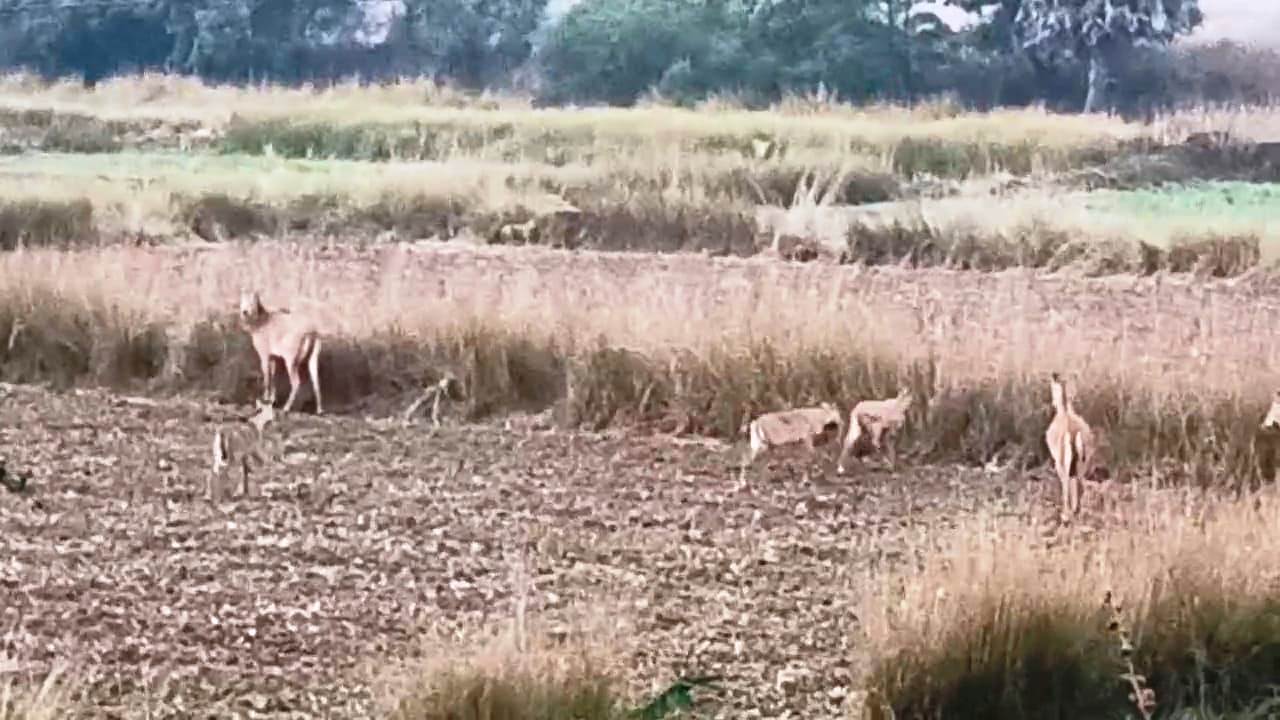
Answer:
xmin=5 ymin=74 xmax=1280 ymax=277
xmin=4 ymin=152 xmax=1280 ymax=277
xmin=0 ymin=73 xmax=1144 ymax=176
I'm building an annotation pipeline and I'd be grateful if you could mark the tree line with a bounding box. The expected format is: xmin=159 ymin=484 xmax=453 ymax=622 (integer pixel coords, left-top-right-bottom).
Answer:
xmin=0 ymin=0 xmax=1274 ymax=115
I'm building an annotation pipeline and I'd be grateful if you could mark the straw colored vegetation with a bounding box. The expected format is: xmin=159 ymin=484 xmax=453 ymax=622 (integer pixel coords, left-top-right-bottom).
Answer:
xmin=0 ymin=72 xmax=1142 ymax=176
xmin=861 ymin=493 xmax=1280 ymax=719
xmin=2 ymin=150 xmax=1278 ymax=277
xmin=375 ymin=615 xmax=627 ymax=720
xmin=0 ymin=667 xmax=74 ymax=720
xmin=4 ymin=74 xmax=1280 ymax=276
xmin=0 ymin=150 xmax=896 ymax=254
xmin=3 ymin=240 xmax=1279 ymax=488
xmin=841 ymin=181 xmax=1280 ymax=274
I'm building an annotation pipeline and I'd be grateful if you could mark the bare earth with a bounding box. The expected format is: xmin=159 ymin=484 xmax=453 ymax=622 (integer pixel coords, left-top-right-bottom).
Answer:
xmin=0 ymin=382 xmax=1047 ymax=719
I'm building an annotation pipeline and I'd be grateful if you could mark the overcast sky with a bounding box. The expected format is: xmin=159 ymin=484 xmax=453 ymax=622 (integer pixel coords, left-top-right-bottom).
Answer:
xmin=916 ymin=1 xmax=1277 ymax=47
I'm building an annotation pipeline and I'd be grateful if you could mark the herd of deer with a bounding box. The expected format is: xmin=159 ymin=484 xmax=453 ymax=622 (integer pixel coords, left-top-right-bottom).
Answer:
xmin=215 ymin=290 xmax=1280 ymax=521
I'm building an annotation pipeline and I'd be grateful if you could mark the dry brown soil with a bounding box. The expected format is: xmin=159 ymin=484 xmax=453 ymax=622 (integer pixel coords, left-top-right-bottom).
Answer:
xmin=0 ymin=381 xmax=1055 ymax=719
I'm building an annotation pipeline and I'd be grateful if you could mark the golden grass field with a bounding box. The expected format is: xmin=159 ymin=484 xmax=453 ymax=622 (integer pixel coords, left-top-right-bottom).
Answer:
xmin=3 ymin=74 xmax=1280 ymax=719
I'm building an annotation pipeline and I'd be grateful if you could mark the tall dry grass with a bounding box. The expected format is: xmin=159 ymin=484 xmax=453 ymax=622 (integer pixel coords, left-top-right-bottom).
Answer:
xmin=0 ymin=150 xmax=894 ymax=252
xmin=859 ymin=491 xmax=1280 ymax=718
xmin=372 ymin=608 xmax=630 ymax=720
xmin=2 ymin=150 xmax=1276 ymax=280
xmin=2 ymin=241 xmax=1279 ymax=487
xmin=0 ymin=666 xmax=76 ymax=720
xmin=0 ymin=71 xmax=1154 ymax=178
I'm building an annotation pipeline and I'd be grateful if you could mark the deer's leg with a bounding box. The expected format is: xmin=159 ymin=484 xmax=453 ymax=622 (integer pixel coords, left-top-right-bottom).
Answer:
xmin=282 ymin=357 xmax=305 ymax=413
xmin=837 ymin=419 xmax=863 ymax=475
xmin=259 ymin=353 xmax=274 ymax=403
xmin=307 ymin=337 xmax=323 ymax=415
xmin=1058 ymin=442 xmax=1075 ymax=521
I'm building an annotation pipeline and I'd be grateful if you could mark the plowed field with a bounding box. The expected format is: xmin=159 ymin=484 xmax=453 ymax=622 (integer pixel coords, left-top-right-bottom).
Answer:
xmin=1 ymin=382 xmax=1049 ymax=718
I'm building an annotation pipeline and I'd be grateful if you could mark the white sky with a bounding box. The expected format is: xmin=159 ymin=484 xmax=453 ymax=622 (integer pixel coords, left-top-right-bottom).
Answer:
xmin=1190 ymin=0 xmax=1280 ymax=47
xmin=917 ymin=1 xmax=1277 ymax=48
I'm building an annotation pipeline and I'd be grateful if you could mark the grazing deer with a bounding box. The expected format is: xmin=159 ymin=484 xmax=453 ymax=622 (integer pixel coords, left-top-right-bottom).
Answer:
xmin=210 ymin=399 xmax=276 ymax=500
xmin=1045 ymin=372 xmax=1098 ymax=521
xmin=836 ymin=388 xmax=914 ymax=475
xmin=742 ymin=402 xmax=844 ymax=468
xmin=239 ymin=290 xmax=324 ymax=415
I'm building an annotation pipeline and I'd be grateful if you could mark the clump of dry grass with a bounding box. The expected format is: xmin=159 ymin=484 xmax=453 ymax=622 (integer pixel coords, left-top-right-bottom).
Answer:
xmin=859 ymin=495 xmax=1280 ymax=719
xmin=372 ymin=607 xmax=629 ymax=720
xmin=1 ymin=666 xmax=76 ymax=720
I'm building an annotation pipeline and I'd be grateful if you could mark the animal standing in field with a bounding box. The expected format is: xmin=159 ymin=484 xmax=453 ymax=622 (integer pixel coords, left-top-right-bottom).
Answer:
xmin=209 ymin=399 xmax=276 ymax=500
xmin=836 ymin=388 xmax=914 ymax=475
xmin=1045 ymin=372 xmax=1098 ymax=521
xmin=742 ymin=402 xmax=844 ymax=469
xmin=238 ymin=290 xmax=324 ymax=415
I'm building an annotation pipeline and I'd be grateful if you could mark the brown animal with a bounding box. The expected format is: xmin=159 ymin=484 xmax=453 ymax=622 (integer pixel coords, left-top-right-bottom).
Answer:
xmin=1260 ymin=390 xmax=1280 ymax=431
xmin=496 ymin=218 xmax=539 ymax=245
xmin=743 ymin=403 xmax=843 ymax=466
xmin=210 ymin=399 xmax=276 ymax=500
xmin=1045 ymin=372 xmax=1098 ymax=520
xmin=836 ymin=388 xmax=913 ymax=475
xmin=239 ymin=290 xmax=324 ymax=414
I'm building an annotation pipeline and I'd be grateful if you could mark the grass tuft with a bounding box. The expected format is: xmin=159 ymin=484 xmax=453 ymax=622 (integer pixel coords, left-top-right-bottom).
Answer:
xmin=0 ymin=666 xmax=76 ymax=720
xmin=860 ymin=498 xmax=1280 ymax=720
xmin=376 ymin=613 xmax=627 ymax=720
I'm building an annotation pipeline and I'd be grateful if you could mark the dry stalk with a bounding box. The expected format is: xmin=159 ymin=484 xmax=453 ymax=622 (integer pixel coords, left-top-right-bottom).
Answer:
xmin=1102 ymin=590 xmax=1156 ymax=720
xmin=402 ymin=375 xmax=457 ymax=427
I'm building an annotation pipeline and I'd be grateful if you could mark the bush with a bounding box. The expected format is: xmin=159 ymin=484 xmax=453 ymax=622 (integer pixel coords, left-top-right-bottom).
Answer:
xmin=861 ymin=502 xmax=1280 ymax=719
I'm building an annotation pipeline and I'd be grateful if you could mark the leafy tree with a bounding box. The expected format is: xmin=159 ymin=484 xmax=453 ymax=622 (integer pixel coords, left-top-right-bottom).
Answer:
xmin=0 ymin=0 xmax=170 ymax=82
xmin=388 ymin=0 xmax=549 ymax=87
xmin=536 ymin=0 xmax=726 ymax=105
xmin=536 ymin=0 xmax=964 ymax=106
xmin=951 ymin=0 xmax=1202 ymax=112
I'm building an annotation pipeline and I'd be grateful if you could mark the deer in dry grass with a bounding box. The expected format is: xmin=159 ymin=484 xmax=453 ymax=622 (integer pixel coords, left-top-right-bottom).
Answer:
xmin=210 ymin=398 xmax=276 ymax=500
xmin=239 ymin=290 xmax=324 ymax=415
xmin=1045 ymin=372 xmax=1098 ymax=521
xmin=836 ymin=388 xmax=913 ymax=475
xmin=742 ymin=402 xmax=844 ymax=468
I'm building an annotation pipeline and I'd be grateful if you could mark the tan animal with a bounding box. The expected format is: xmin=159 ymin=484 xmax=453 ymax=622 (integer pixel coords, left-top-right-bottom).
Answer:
xmin=1045 ymin=372 xmax=1098 ymax=520
xmin=743 ymin=403 xmax=843 ymax=466
xmin=836 ymin=387 xmax=914 ymax=475
xmin=239 ymin=290 xmax=324 ymax=414
xmin=1261 ymin=390 xmax=1280 ymax=431
xmin=210 ymin=399 xmax=276 ymax=500
xmin=496 ymin=219 xmax=539 ymax=245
